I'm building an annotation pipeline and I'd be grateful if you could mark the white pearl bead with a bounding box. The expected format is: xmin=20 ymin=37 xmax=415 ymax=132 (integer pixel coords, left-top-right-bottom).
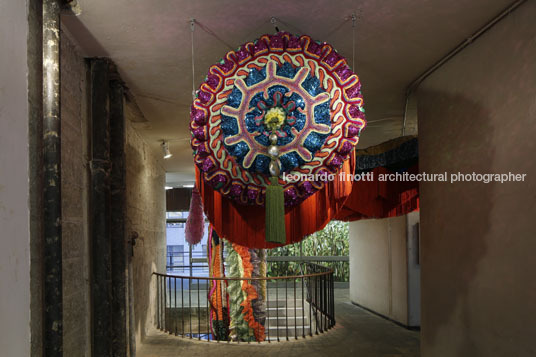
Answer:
xmin=268 ymin=145 xmax=279 ymax=157
xmin=269 ymin=160 xmax=280 ymax=177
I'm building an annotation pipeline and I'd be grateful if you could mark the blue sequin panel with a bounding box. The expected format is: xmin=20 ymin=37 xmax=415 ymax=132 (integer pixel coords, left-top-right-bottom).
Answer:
xmin=227 ymin=141 xmax=249 ymax=167
xmin=226 ymin=87 xmax=242 ymax=109
xmin=276 ymin=61 xmax=297 ymax=79
xmin=304 ymin=132 xmax=329 ymax=153
xmin=287 ymin=92 xmax=305 ymax=131
xmin=249 ymin=154 xmax=271 ymax=175
xmin=248 ymin=92 xmax=268 ymax=110
xmin=220 ymin=114 xmax=239 ymax=136
xmin=279 ymin=152 xmax=305 ymax=173
xmin=245 ymin=67 xmax=266 ymax=87
xmin=313 ymin=102 xmax=331 ymax=125
xmin=266 ymin=85 xmax=289 ymax=103
xmin=301 ymin=74 xmax=325 ymax=96
xmin=244 ymin=110 xmax=262 ymax=132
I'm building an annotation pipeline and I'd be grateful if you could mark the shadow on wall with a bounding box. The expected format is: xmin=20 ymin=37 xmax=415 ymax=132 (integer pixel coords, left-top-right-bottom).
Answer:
xmin=418 ymin=91 xmax=494 ymax=356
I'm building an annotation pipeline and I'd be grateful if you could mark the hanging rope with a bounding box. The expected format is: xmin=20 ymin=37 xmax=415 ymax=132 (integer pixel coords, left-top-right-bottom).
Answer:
xmin=352 ymin=12 xmax=357 ymax=71
xmin=324 ymin=18 xmax=351 ymax=41
xmin=271 ymin=16 xmax=306 ymax=36
xmin=191 ymin=19 xmax=196 ymax=100
xmin=194 ymin=19 xmax=235 ymax=51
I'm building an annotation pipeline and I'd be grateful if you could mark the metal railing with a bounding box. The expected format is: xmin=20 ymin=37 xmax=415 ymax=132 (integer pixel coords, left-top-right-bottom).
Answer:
xmin=153 ymin=262 xmax=335 ymax=342
xmin=166 ymin=253 xmax=349 ymax=282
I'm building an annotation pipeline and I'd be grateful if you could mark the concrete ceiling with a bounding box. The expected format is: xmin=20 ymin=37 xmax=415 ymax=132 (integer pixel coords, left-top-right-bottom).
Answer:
xmin=63 ymin=0 xmax=513 ymax=186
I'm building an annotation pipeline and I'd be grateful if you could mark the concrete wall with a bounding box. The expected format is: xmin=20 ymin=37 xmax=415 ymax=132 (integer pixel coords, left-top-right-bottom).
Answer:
xmin=60 ymin=29 xmax=91 ymax=356
xmin=56 ymin=37 xmax=166 ymax=352
xmin=56 ymin=32 xmax=166 ymax=353
xmin=349 ymin=214 xmax=412 ymax=325
xmin=0 ymin=0 xmax=31 ymax=355
xmin=418 ymin=2 xmax=536 ymax=356
xmin=125 ymin=118 xmax=166 ymax=348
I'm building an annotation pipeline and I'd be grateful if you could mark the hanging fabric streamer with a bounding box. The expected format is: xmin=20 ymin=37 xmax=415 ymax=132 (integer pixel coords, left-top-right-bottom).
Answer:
xmin=225 ymin=240 xmax=266 ymax=342
xmin=208 ymin=228 xmax=229 ymax=340
xmin=185 ymin=187 xmax=204 ymax=245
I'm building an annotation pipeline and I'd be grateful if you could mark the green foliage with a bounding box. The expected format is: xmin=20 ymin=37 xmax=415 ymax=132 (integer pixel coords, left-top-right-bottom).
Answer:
xmin=267 ymin=220 xmax=349 ymax=282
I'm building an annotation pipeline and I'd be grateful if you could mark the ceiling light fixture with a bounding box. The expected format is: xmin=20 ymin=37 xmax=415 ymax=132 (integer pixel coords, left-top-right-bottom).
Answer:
xmin=162 ymin=141 xmax=172 ymax=159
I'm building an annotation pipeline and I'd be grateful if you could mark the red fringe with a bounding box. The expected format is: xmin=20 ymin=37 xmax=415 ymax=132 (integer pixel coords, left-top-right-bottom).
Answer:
xmin=335 ymin=165 xmax=420 ymax=221
xmin=196 ymin=155 xmax=355 ymax=248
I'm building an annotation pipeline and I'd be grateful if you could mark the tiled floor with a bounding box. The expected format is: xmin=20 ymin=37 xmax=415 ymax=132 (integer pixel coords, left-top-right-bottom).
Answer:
xmin=137 ymin=289 xmax=420 ymax=357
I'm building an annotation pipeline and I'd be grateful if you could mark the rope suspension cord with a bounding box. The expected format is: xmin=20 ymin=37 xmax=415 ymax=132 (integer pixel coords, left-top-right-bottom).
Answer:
xmin=241 ymin=18 xmax=272 ymax=44
xmin=352 ymin=12 xmax=357 ymax=71
xmin=324 ymin=18 xmax=350 ymax=41
xmin=271 ymin=16 xmax=306 ymax=36
xmin=193 ymin=19 xmax=235 ymax=51
xmin=190 ymin=19 xmax=196 ymax=100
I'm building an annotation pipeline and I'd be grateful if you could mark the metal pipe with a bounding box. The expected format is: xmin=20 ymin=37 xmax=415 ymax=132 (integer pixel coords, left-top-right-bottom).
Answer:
xmin=181 ymin=278 xmax=184 ymax=337
xmin=42 ymin=0 xmax=63 ymax=355
xmin=266 ymin=279 xmax=270 ymax=342
xmin=205 ymin=278 xmax=209 ymax=341
xmin=294 ymin=280 xmax=297 ymax=339
xmin=197 ymin=279 xmax=201 ymax=339
xmin=402 ymin=0 xmax=527 ymax=135
xmin=110 ymin=78 xmax=127 ymax=357
xmin=175 ymin=277 xmax=178 ymax=336
xmin=285 ymin=279 xmax=288 ymax=340
xmin=90 ymin=58 xmax=112 ymax=357
xmin=127 ymin=249 xmax=136 ymax=356
xmin=276 ymin=282 xmax=279 ymax=342
xmin=401 ymin=95 xmax=410 ymax=137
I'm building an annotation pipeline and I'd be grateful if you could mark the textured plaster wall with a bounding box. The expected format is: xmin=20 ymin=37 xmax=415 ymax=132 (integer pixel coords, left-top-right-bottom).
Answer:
xmin=125 ymin=118 xmax=166 ymax=349
xmin=349 ymin=215 xmax=409 ymax=325
xmin=0 ymin=0 xmax=30 ymax=355
xmin=60 ymin=29 xmax=91 ymax=356
xmin=418 ymin=2 xmax=536 ymax=356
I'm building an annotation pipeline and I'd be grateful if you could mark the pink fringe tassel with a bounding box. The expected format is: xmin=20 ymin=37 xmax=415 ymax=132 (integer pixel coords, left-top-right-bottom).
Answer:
xmin=185 ymin=187 xmax=204 ymax=245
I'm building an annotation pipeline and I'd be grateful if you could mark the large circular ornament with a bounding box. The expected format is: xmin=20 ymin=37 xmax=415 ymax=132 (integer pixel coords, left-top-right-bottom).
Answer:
xmin=190 ymin=32 xmax=366 ymax=207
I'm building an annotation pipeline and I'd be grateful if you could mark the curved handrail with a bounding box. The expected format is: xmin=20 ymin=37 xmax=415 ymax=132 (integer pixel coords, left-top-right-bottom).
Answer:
xmin=152 ymin=267 xmax=333 ymax=281
xmin=153 ymin=261 xmax=335 ymax=342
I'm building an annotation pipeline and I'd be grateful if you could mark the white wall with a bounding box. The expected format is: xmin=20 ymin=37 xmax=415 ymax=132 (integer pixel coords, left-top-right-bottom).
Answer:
xmin=349 ymin=214 xmax=416 ymax=326
xmin=0 ymin=0 xmax=31 ymax=355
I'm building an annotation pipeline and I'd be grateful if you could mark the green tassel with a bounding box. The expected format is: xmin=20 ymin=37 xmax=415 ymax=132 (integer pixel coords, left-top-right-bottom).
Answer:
xmin=265 ymin=176 xmax=286 ymax=244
